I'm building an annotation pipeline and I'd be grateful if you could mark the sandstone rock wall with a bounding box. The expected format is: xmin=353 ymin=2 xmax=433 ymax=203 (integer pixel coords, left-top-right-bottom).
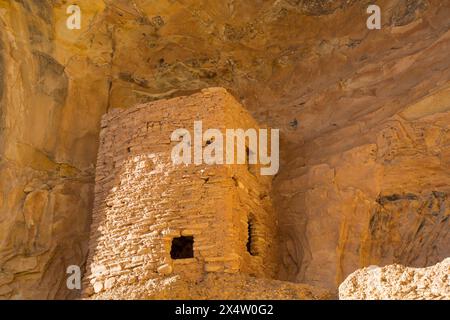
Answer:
xmin=0 ymin=0 xmax=111 ymax=299
xmin=0 ymin=0 xmax=449 ymax=298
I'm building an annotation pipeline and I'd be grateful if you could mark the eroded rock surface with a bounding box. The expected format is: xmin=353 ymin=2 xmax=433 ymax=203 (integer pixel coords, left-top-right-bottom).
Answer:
xmin=0 ymin=0 xmax=110 ymax=299
xmin=339 ymin=258 xmax=450 ymax=300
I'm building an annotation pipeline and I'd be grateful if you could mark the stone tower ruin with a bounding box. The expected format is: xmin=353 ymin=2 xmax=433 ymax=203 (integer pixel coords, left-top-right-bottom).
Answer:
xmin=82 ymin=88 xmax=330 ymax=299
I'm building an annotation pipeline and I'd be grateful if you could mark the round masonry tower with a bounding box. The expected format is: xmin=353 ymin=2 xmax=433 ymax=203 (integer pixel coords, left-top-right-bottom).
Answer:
xmin=82 ymin=88 xmax=282 ymax=299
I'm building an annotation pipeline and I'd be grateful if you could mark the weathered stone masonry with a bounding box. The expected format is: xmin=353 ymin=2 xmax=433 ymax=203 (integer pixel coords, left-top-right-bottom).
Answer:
xmin=82 ymin=88 xmax=331 ymax=299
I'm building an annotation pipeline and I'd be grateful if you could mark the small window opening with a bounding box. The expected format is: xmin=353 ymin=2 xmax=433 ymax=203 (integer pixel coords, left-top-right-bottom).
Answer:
xmin=246 ymin=216 xmax=258 ymax=256
xmin=170 ymin=236 xmax=194 ymax=259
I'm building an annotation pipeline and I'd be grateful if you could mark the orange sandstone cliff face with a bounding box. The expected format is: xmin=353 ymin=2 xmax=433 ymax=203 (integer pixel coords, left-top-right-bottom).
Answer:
xmin=0 ymin=0 xmax=449 ymax=299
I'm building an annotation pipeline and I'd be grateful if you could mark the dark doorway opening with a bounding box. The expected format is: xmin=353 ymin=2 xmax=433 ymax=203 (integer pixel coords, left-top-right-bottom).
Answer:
xmin=171 ymin=236 xmax=194 ymax=259
xmin=246 ymin=216 xmax=257 ymax=256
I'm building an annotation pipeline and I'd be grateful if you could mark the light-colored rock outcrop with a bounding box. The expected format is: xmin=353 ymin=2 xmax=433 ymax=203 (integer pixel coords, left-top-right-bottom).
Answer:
xmin=339 ymin=258 xmax=450 ymax=300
